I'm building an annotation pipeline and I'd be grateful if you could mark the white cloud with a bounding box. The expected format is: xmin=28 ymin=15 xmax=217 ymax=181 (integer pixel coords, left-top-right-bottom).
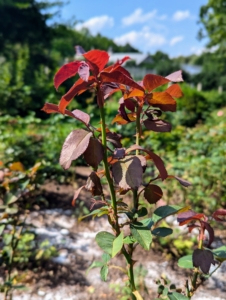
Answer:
xmin=172 ymin=10 xmax=190 ymax=21
xmin=170 ymin=36 xmax=184 ymax=46
xmin=75 ymin=15 xmax=114 ymax=35
xmin=122 ymin=8 xmax=157 ymax=26
xmin=114 ymin=26 xmax=166 ymax=51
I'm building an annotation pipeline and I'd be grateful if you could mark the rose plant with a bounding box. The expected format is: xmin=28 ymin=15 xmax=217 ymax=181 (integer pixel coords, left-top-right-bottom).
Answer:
xmin=42 ymin=47 xmax=226 ymax=299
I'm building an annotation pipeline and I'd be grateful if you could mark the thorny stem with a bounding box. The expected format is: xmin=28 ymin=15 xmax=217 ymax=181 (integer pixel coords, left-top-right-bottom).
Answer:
xmin=97 ymin=88 xmax=138 ymax=293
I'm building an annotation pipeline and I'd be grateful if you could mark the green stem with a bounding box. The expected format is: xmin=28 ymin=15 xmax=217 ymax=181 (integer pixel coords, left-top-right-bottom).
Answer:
xmin=98 ymin=93 xmax=119 ymax=234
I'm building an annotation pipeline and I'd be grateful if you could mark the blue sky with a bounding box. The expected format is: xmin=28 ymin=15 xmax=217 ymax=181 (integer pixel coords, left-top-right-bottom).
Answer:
xmin=55 ymin=0 xmax=209 ymax=57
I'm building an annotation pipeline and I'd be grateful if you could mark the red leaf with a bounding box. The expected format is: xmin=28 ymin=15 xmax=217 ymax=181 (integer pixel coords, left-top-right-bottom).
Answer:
xmin=143 ymin=119 xmax=172 ymax=132
xmin=167 ymin=175 xmax=192 ymax=187
xmin=149 ymin=92 xmax=177 ymax=112
xmin=143 ymin=74 xmax=170 ymax=92
xmin=60 ymin=129 xmax=92 ymax=169
xmin=72 ymin=185 xmax=85 ymax=206
xmin=83 ymin=49 xmax=109 ymax=75
xmin=124 ymin=99 xmax=136 ymax=112
xmin=125 ymin=145 xmax=168 ymax=181
xmin=212 ymin=209 xmax=226 ymax=222
xmin=59 ymin=77 xmax=95 ymax=113
xmin=124 ymin=88 xmax=144 ymax=100
xmin=166 ymin=84 xmax=183 ymax=98
xmin=83 ymin=138 xmax=104 ymax=169
xmin=85 ymin=171 xmax=103 ymax=196
xmin=106 ymin=132 xmax=122 ymax=148
xmin=193 ymin=249 xmax=215 ymax=274
xmin=54 ymin=61 xmax=81 ymax=90
xmin=42 ymin=103 xmax=90 ymax=125
xmin=100 ymin=70 xmax=144 ymax=92
xmin=165 ymin=70 xmax=183 ymax=82
xmin=103 ymin=56 xmax=131 ymax=73
xmin=177 ymin=211 xmax=206 ymax=226
xmin=101 ymin=82 xmax=120 ymax=99
xmin=78 ymin=62 xmax=90 ymax=81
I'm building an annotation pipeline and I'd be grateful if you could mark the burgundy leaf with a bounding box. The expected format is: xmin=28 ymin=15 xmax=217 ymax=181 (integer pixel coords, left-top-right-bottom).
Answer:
xmin=212 ymin=209 xmax=226 ymax=222
xmin=144 ymin=184 xmax=163 ymax=204
xmin=60 ymin=129 xmax=92 ymax=169
xmin=112 ymin=155 xmax=143 ymax=190
xmin=118 ymin=98 xmax=131 ymax=122
xmin=124 ymin=98 xmax=136 ymax=112
xmin=143 ymin=74 xmax=170 ymax=92
xmin=83 ymin=49 xmax=109 ymax=75
xmin=177 ymin=211 xmax=206 ymax=225
xmin=83 ymin=138 xmax=104 ymax=169
xmin=72 ymin=185 xmax=85 ymax=206
xmin=113 ymin=148 xmax=126 ymax=159
xmin=125 ymin=145 xmax=168 ymax=181
xmin=167 ymin=175 xmax=192 ymax=187
xmin=202 ymin=221 xmax=214 ymax=247
xmin=192 ymin=249 xmax=215 ymax=274
xmin=101 ymin=82 xmax=120 ymax=99
xmin=165 ymin=70 xmax=183 ymax=82
xmin=143 ymin=119 xmax=172 ymax=132
xmin=177 ymin=210 xmax=197 ymax=223
xmin=71 ymin=109 xmax=90 ymax=125
xmin=106 ymin=132 xmax=122 ymax=148
xmin=78 ymin=62 xmax=90 ymax=81
xmin=100 ymin=71 xmax=144 ymax=92
xmin=54 ymin=61 xmax=81 ymax=90
xmin=59 ymin=77 xmax=95 ymax=113
xmin=85 ymin=171 xmax=103 ymax=196
xmin=42 ymin=103 xmax=90 ymax=126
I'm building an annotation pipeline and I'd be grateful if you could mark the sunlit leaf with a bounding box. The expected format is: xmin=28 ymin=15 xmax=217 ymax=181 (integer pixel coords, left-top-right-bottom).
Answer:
xmin=83 ymin=138 xmax=104 ymax=169
xmin=166 ymin=84 xmax=183 ymax=98
xmin=83 ymin=49 xmax=109 ymax=75
xmin=133 ymin=290 xmax=144 ymax=300
xmin=78 ymin=62 xmax=89 ymax=81
xmin=130 ymin=221 xmax=152 ymax=250
xmin=178 ymin=255 xmax=193 ymax=269
xmin=100 ymin=71 xmax=144 ymax=91
xmin=60 ymin=129 xmax=92 ymax=169
xmin=54 ymin=61 xmax=81 ymax=89
xmin=95 ymin=231 xmax=115 ymax=255
xmin=9 ymin=162 xmax=24 ymax=172
xmin=149 ymin=92 xmax=176 ymax=112
xmin=168 ymin=292 xmax=189 ymax=300
xmin=144 ymin=184 xmax=163 ymax=204
xmin=112 ymin=232 xmax=124 ymax=258
xmin=165 ymin=70 xmax=183 ymax=82
xmin=143 ymin=119 xmax=172 ymax=132
xmin=59 ymin=77 xmax=95 ymax=113
xmin=143 ymin=74 xmax=170 ymax=92
xmin=112 ymin=155 xmax=143 ymax=190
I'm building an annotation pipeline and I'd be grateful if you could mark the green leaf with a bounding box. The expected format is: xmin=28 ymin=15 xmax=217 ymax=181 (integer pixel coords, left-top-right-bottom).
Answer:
xmin=112 ymin=232 xmax=123 ymax=258
xmin=102 ymin=253 xmax=111 ymax=263
xmin=95 ymin=231 xmax=115 ymax=255
xmin=212 ymin=246 xmax=226 ymax=262
xmin=0 ymin=225 xmax=5 ymax=236
xmin=153 ymin=205 xmax=182 ymax=223
xmin=168 ymin=292 xmax=190 ymax=300
xmin=152 ymin=227 xmax=173 ymax=237
xmin=5 ymin=193 xmax=18 ymax=205
xmin=78 ymin=207 xmax=108 ymax=221
xmin=100 ymin=265 xmax=108 ymax=281
xmin=139 ymin=218 xmax=154 ymax=229
xmin=178 ymin=255 xmax=193 ymax=269
xmin=87 ymin=260 xmax=104 ymax=273
xmin=136 ymin=207 xmax=148 ymax=218
xmin=123 ymin=236 xmax=136 ymax=244
xmin=130 ymin=222 xmax=152 ymax=250
xmin=5 ymin=206 xmax=18 ymax=215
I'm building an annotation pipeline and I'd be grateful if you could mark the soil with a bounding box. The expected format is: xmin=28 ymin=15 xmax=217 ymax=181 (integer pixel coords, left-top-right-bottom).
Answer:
xmin=1 ymin=167 xmax=226 ymax=300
